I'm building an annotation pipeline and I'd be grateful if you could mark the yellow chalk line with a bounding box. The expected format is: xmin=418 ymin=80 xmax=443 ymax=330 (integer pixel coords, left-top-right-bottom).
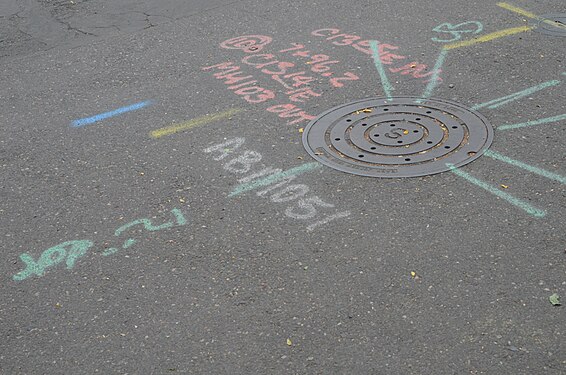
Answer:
xmin=150 ymin=108 xmax=243 ymax=138
xmin=497 ymin=2 xmax=566 ymax=30
xmin=443 ymin=25 xmax=533 ymax=50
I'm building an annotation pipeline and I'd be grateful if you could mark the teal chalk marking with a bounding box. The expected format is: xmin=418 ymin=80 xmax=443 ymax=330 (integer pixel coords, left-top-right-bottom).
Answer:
xmin=122 ymin=238 xmax=136 ymax=248
xmin=229 ymin=162 xmax=322 ymax=197
xmin=484 ymin=150 xmax=566 ymax=184
xmin=64 ymin=240 xmax=94 ymax=269
xmin=471 ymin=80 xmax=561 ymax=110
xmin=13 ymin=253 xmax=47 ymax=281
xmin=115 ymin=218 xmax=174 ymax=236
xmin=431 ymin=21 xmax=484 ymax=43
xmin=497 ymin=113 xmax=566 ymax=130
xmin=12 ymin=208 xmax=186 ymax=281
xmin=114 ymin=208 xmax=184 ymax=236
xmin=447 ymin=164 xmax=546 ymax=218
xmin=171 ymin=208 xmax=187 ymax=225
xmin=102 ymin=248 xmax=119 ymax=256
xmin=419 ymin=48 xmax=449 ymax=101
xmin=369 ymin=40 xmax=394 ymax=99
xmin=13 ymin=240 xmax=94 ymax=281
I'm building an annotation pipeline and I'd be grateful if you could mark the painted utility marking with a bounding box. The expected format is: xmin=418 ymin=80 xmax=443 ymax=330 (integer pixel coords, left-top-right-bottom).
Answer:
xmin=122 ymin=238 xmax=136 ymax=249
xmin=229 ymin=162 xmax=322 ymax=197
xmin=442 ymin=26 xmax=533 ymax=50
xmin=431 ymin=21 xmax=484 ymax=43
xmin=497 ymin=2 xmax=541 ymax=20
xmin=205 ymin=138 xmax=348 ymax=231
xmin=13 ymin=240 xmax=94 ymax=281
xmin=71 ymin=101 xmax=153 ymax=127
xmin=419 ymin=49 xmax=449 ymax=101
xmin=484 ymin=150 xmax=566 ymax=184
xmin=497 ymin=2 xmax=566 ymax=30
xmin=497 ymin=113 xmax=566 ymax=130
xmin=447 ymin=164 xmax=546 ymax=218
xmin=306 ymin=211 xmax=351 ymax=232
xmin=369 ymin=40 xmax=394 ymax=99
xmin=150 ymin=108 xmax=243 ymax=138
xmin=471 ymin=80 xmax=561 ymax=110
xmin=13 ymin=208 xmax=187 ymax=281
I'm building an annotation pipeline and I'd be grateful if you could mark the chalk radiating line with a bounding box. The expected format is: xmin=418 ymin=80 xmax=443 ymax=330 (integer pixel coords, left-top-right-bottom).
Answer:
xmin=497 ymin=113 xmax=566 ymax=130
xmin=484 ymin=150 xmax=566 ymax=184
xmin=447 ymin=164 xmax=546 ymax=218
xmin=150 ymin=108 xmax=242 ymax=138
xmin=471 ymin=80 xmax=561 ymax=110
xmin=72 ymin=100 xmax=153 ymax=127
xmin=229 ymin=162 xmax=322 ymax=197
xmin=497 ymin=2 xmax=566 ymax=30
xmin=369 ymin=41 xmax=394 ymax=99
xmin=419 ymin=49 xmax=449 ymax=101
xmin=497 ymin=2 xmax=540 ymax=20
xmin=443 ymin=26 xmax=533 ymax=50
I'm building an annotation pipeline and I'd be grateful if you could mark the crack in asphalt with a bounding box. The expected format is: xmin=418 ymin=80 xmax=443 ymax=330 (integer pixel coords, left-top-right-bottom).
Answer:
xmin=0 ymin=0 xmax=253 ymax=60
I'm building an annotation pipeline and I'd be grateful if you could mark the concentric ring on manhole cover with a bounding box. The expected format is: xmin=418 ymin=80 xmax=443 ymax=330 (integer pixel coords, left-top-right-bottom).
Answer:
xmin=532 ymin=14 xmax=566 ymax=37
xmin=302 ymin=97 xmax=494 ymax=178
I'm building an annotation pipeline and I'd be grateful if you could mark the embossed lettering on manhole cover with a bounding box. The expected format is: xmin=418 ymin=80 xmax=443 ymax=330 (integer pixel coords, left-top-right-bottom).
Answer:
xmin=302 ymin=97 xmax=494 ymax=178
xmin=531 ymin=14 xmax=566 ymax=37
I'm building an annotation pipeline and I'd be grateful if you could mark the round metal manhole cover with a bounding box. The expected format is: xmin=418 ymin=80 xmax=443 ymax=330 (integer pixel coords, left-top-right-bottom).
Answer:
xmin=302 ymin=97 xmax=494 ymax=178
xmin=531 ymin=14 xmax=566 ymax=37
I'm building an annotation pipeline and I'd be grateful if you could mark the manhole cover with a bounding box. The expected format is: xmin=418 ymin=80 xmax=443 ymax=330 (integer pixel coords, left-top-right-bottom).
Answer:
xmin=532 ymin=14 xmax=566 ymax=37
xmin=302 ymin=97 xmax=494 ymax=178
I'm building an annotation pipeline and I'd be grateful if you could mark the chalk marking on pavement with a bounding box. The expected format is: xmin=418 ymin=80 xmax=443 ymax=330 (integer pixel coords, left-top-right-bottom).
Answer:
xmin=471 ymin=80 xmax=561 ymax=110
xmin=306 ymin=211 xmax=351 ymax=232
xmin=13 ymin=240 xmax=94 ymax=281
xmin=72 ymin=101 xmax=153 ymax=127
xmin=497 ymin=2 xmax=566 ymax=31
xmin=484 ymin=150 xmax=566 ymax=185
xmin=447 ymin=164 xmax=546 ymax=218
xmin=431 ymin=21 xmax=484 ymax=43
xmin=150 ymin=108 xmax=243 ymax=138
xmin=497 ymin=113 xmax=566 ymax=130
xmin=418 ymin=48 xmax=449 ymax=101
xmin=442 ymin=26 xmax=533 ymax=50
xmin=229 ymin=162 xmax=322 ymax=197
xmin=369 ymin=40 xmax=394 ymax=99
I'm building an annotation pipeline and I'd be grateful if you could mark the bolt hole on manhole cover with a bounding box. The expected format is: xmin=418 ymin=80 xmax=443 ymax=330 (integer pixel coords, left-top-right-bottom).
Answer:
xmin=302 ymin=97 xmax=494 ymax=178
xmin=531 ymin=13 xmax=566 ymax=37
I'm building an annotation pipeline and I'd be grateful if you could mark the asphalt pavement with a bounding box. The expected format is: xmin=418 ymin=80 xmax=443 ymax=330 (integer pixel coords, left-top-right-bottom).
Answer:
xmin=1 ymin=0 xmax=565 ymax=374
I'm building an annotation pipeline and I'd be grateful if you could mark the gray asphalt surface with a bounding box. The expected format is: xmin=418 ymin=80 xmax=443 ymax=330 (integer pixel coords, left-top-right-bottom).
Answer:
xmin=1 ymin=0 xmax=565 ymax=374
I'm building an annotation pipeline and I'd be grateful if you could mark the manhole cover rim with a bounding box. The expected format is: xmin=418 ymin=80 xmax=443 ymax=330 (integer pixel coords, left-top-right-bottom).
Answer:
xmin=302 ymin=96 xmax=494 ymax=178
xmin=532 ymin=13 xmax=566 ymax=36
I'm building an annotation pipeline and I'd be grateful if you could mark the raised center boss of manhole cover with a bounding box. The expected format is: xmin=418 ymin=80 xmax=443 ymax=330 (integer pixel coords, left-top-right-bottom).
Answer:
xmin=302 ymin=97 xmax=494 ymax=178
xmin=532 ymin=14 xmax=566 ymax=37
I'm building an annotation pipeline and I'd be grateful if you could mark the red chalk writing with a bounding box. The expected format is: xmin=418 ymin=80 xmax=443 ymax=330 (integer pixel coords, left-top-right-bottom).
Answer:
xmin=266 ymin=104 xmax=316 ymax=125
xmin=311 ymin=27 xmax=439 ymax=82
xmin=277 ymin=43 xmax=360 ymax=88
xmin=220 ymin=35 xmax=273 ymax=53
xmin=202 ymin=62 xmax=275 ymax=103
xmin=204 ymin=33 xmax=372 ymax=125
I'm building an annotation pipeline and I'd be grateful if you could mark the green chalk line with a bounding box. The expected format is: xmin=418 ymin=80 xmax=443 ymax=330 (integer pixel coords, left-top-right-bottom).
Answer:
xmin=471 ymin=80 xmax=560 ymax=110
xmin=497 ymin=113 xmax=566 ymax=130
xmin=447 ymin=163 xmax=546 ymax=218
xmin=369 ymin=40 xmax=394 ymax=99
xmin=484 ymin=150 xmax=566 ymax=185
